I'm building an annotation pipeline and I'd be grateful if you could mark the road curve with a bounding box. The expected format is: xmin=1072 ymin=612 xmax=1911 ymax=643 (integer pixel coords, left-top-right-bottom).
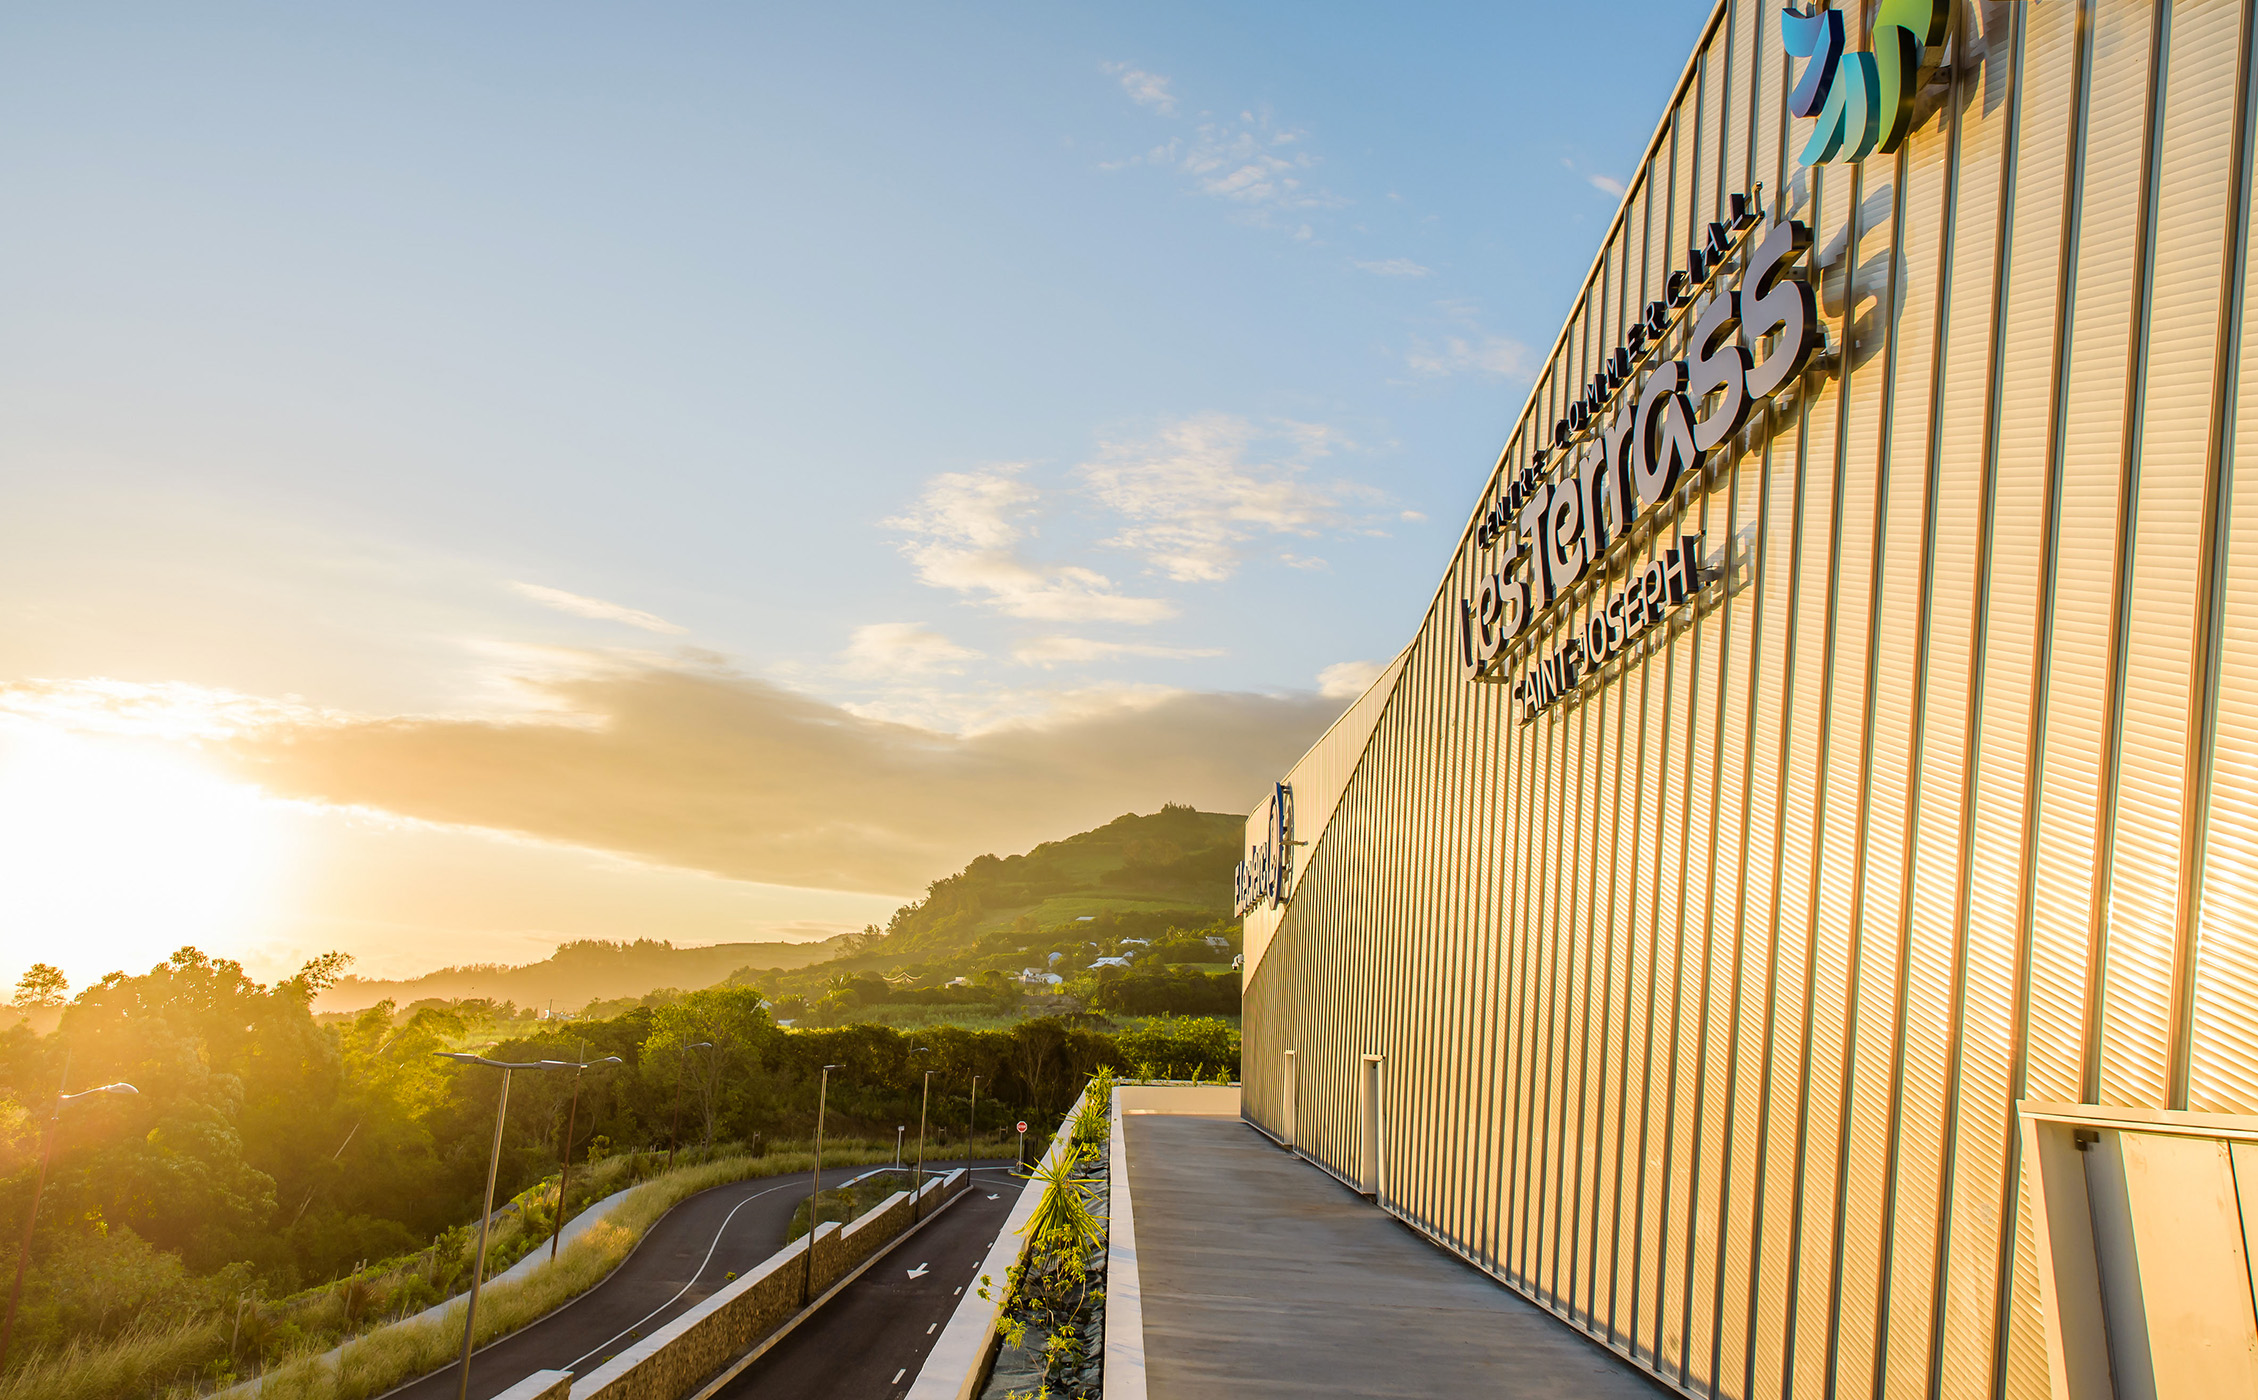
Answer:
xmin=713 ymin=1165 xmax=1026 ymax=1400
xmin=385 ymin=1160 xmax=1014 ymax=1400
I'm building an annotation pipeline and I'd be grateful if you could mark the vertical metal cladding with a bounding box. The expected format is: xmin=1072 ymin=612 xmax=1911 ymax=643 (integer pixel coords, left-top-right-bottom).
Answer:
xmin=1243 ymin=2 xmax=2258 ymax=1397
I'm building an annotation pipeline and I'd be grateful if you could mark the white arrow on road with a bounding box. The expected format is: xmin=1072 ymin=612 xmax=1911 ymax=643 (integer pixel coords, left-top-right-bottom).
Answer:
xmin=906 ymin=1262 xmax=930 ymax=1279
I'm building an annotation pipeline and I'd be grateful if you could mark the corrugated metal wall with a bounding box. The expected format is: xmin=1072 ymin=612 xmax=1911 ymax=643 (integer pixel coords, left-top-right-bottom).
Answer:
xmin=1242 ymin=2 xmax=2258 ymax=1396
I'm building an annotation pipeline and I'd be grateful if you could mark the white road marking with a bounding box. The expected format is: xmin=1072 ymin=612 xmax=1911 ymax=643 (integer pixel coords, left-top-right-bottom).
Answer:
xmin=927 ymin=1322 xmax=938 ymax=1334
xmin=560 ymin=1177 xmax=803 ymax=1371
xmin=952 ymin=1285 xmax=962 ymax=1295
xmin=892 ymin=1369 xmax=906 ymax=1384
xmin=906 ymin=1262 xmax=929 ymax=1278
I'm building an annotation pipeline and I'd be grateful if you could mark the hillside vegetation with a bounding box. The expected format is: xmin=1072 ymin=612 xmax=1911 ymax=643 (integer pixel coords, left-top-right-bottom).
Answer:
xmin=865 ymin=803 xmax=1241 ymax=958
xmin=314 ymin=936 xmax=839 ymax=1015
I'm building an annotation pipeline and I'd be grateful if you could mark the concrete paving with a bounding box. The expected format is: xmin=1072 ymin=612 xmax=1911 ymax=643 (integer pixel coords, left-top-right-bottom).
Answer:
xmin=1122 ymin=1115 xmax=1669 ymax=1399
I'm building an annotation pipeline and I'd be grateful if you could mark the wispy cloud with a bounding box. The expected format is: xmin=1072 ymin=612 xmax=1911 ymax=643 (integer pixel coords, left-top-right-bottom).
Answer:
xmin=1012 ymin=636 xmax=1222 ymax=669
xmin=1354 ymin=258 xmax=1431 ymax=277
xmin=1103 ymin=62 xmax=1177 ymax=116
xmin=838 ymin=623 xmax=980 ymax=678
xmin=1097 ymin=70 xmax=1345 ymax=231
xmin=1403 ymin=303 xmax=1538 ymax=380
xmin=1179 ymin=114 xmax=1339 ymax=214
xmin=884 ymin=467 xmax=1176 ymax=624
xmin=1588 ymin=173 xmax=1627 ymax=198
xmin=508 ymin=581 xmax=687 ymax=635
xmin=1079 ymin=414 xmax=1392 ymax=583
xmin=1318 ymin=659 xmax=1386 ymax=699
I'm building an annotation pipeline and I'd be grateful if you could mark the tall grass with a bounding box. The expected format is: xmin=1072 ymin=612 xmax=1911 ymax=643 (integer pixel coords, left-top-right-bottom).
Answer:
xmin=0 ymin=1146 xmax=895 ymax=1400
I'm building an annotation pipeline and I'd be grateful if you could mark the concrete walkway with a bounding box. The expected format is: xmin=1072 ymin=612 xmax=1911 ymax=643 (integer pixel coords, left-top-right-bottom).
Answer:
xmin=1122 ymin=1115 xmax=1667 ymax=1399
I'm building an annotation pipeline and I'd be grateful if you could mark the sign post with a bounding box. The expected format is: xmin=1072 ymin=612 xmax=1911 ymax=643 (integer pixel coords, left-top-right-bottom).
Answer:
xmin=1016 ymin=1120 xmax=1028 ymax=1172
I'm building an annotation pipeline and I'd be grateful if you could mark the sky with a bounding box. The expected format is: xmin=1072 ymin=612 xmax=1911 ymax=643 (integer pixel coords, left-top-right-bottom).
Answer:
xmin=0 ymin=1 xmax=1711 ymax=994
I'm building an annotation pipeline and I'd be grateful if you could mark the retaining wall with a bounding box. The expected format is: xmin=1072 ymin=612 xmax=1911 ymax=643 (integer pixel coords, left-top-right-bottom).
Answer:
xmin=528 ymin=1168 xmax=966 ymax=1400
xmin=905 ymin=1093 xmax=1093 ymax=1400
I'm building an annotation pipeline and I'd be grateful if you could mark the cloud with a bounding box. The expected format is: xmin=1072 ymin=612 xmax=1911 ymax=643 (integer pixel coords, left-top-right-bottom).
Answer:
xmin=4 ymin=668 xmax=1340 ymax=895
xmin=1404 ymin=304 xmax=1538 ymax=380
xmin=1180 ymin=114 xmax=1344 ymax=215
xmin=1355 ymin=258 xmax=1431 ymax=277
xmin=1078 ymin=414 xmax=1392 ymax=583
xmin=884 ymin=467 xmax=1176 ymax=624
xmin=1588 ymin=173 xmax=1627 ymax=198
xmin=839 ymin=623 xmax=979 ymax=678
xmin=1012 ymin=636 xmax=1223 ymax=668
xmin=1104 ymin=62 xmax=1177 ymax=116
xmin=1096 ymin=85 xmax=1344 ymax=229
xmin=1318 ymin=659 xmax=1386 ymax=699
xmin=507 ymin=582 xmax=687 ymax=635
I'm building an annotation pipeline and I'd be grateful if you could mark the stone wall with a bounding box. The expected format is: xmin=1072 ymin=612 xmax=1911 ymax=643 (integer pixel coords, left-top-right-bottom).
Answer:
xmin=560 ymin=1168 xmax=966 ymax=1400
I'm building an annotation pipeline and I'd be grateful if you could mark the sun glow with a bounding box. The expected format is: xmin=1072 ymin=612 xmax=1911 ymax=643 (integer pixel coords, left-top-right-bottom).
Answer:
xmin=0 ymin=723 xmax=296 ymax=990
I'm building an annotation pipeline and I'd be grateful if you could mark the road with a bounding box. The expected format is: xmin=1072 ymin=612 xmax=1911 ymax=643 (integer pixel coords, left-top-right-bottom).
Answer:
xmin=387 ymin=1160 xmax=1014 ymax=1400
xmin=713 ymin=1165 xmax=1025 ymax=1400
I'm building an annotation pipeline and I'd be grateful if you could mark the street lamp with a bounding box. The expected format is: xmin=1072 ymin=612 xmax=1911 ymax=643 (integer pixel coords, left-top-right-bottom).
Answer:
xmin=0 ymin=1074 xmax=137 ymax=1373
xmin=967 ymin=1074 xmax=981 ymax=1164
xmin=893 ymin=1125 xmax=905 ymax=1167
xmin=697 ymin=1041 xmax=722 ymax=1156
xmin=912 ymin=1051 xmax=934 ymax=1221
xmin=540 ymin=1052 xmax=622 ymax=1265
xmin=665 ymin=1041 xmax=713 ymax=1173
xmin=803 ymin=1064 xmax=840 ymax=1303
xmin=434 ymin=1052 xmax=579 ymax=1400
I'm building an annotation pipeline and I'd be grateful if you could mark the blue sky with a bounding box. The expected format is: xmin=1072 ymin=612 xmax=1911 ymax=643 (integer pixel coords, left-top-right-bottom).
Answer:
xmin=0 ymin=2 xmax=1711 ymax=987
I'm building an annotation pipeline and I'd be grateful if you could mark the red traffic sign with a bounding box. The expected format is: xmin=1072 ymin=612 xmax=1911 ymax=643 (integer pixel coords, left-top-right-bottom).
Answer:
xmin=1016 ymin=1121 xmax=1028 ymax=1133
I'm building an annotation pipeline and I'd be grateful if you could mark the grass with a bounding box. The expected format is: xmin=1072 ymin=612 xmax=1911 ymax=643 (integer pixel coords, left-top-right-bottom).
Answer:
xmin=0 ymin=1144 xmax=898 ymax=1400
xmin=817 ymin=1003 xmax=1057 ymax=1032
xmin=783 ymin=1169 xmax=917 ymax=1241
xmin=248 ymin=1146 xmax=899 ymax=1400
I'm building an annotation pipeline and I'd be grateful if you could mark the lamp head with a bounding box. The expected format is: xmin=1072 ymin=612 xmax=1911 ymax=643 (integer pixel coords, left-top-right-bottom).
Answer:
xmin=61 ymin=1082 xmax=139 ymax=1101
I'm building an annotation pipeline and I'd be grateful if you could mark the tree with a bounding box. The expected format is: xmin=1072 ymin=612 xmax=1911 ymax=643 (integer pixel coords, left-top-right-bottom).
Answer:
xmin=645 ymin=986 xmax=774 ymax=1151
xmin=12 ymin=964 xmax=66 ymax=1008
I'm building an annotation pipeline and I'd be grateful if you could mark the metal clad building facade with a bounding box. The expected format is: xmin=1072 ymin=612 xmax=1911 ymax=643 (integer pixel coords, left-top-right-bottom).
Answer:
xmin=1241 ymin=2 xmax=2258 ymax=1395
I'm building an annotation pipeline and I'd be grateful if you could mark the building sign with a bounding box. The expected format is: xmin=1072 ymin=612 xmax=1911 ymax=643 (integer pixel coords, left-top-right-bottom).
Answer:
xmin=1233 ymin=782 xmax=1293 ymax=916
xmin=1511 ymin=534 xmax=1705 ymax=718
xmin=1458 ymin=192 xmax=1820 ymax=720
xmin=1782 ymin=0 xmax=1949 ymax=166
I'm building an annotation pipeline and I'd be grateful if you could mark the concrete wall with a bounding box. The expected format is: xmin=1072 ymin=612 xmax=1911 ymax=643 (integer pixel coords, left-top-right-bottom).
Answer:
xmin=1115 ymin=1085 xmax=1239 ymax=1117
xmin=493 ymin=1371 xmax=573 ymax=1400
xmin=905 ymin=1091 xmax=1095 ymax=1400
xmin=554 ymin=1169 xmax=966 ymax=1400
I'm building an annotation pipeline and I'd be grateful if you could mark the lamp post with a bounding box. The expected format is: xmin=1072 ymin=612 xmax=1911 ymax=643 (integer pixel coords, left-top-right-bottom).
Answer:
xmin=913 ymin=1063 xmax=933 ymax=1221
xmin=803 ymin=1064 xmax=839 ymax=1303
xmin=698 ymin=1041 xmax=722 ymax=1156
xmin=542 ymin=1051 xmax=622 ymax=1265
xmin=435 ymin=1052 xmax=578 ymax=1400
xmin=665 ymin=1041 xmax=713 ymax=1172
xmin=967 ymin=1074 xmax=981 ymax=1164
xmin=0 ymin=1072 xmax=137 ymax=1374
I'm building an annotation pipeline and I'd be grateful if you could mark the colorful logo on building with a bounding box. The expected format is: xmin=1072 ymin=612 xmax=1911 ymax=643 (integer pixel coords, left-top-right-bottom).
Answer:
xmin=1782 ymin=0 xmax=1949 ymax=166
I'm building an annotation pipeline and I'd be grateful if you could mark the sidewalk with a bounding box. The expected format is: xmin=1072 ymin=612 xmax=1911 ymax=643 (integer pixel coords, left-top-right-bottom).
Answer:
xmin=1121 ymin=1114 xmax=1666 ymax=1398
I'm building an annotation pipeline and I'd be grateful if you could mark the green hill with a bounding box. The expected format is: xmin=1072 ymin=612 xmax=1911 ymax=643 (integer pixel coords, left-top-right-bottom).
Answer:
xmin=867 ymin=803 xmax=1242 ymax=959
xmin=313 ymin=936 xmax=839 ymax=1014
xmin=310 ymin=805 xmax=1246 ymax=1021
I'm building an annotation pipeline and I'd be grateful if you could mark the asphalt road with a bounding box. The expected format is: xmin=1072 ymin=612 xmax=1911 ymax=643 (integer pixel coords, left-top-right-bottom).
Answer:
xmin=714 ymin=1165 xmax=1026 ymax=1400
xmin=387 ymin=1160 xmax=1014 ymax=1400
